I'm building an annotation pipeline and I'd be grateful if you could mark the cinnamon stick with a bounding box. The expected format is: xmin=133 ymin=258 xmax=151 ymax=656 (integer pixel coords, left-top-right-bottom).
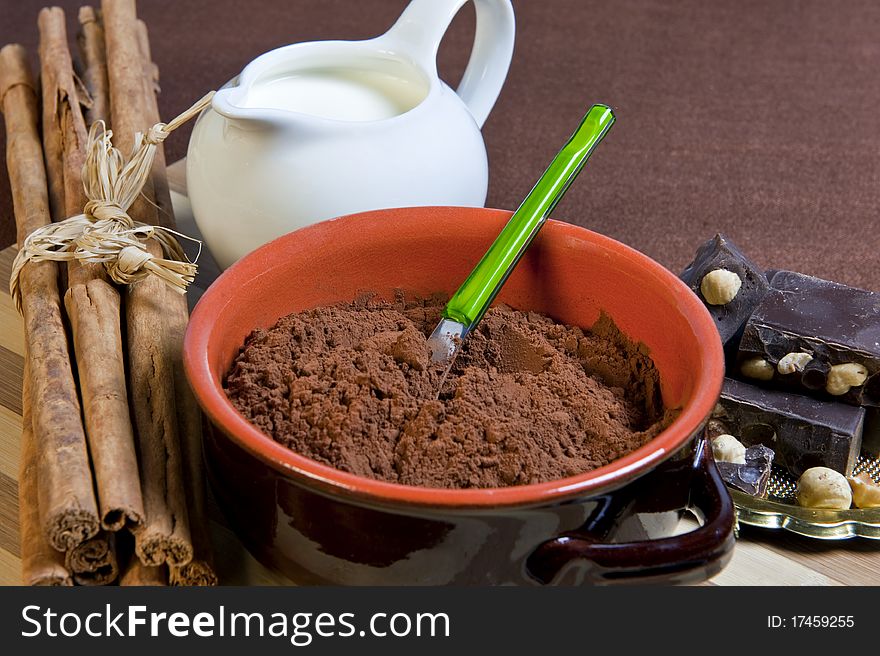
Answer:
xmin=38 ymin=7 xmax=145 ymax=534
xmin=1 ymin=43 xmax=100 ymax=552
xmin=77 ymin=6 xmax=110 ymax=126
xmin=38 ymin=8 xmax=89 ymax=220
xmin=167 ymin=420 xmax=217 ymax=583
xmin=65 ymin=531 xmax=119 ymax=585
xmin=134 ymin=19 xmax=172 ymax=226
xmin=19 ymin=362 xmax=73 ymax=586
xmin=103 ymin=0 xmax=193 ymax=566
xmin=37 ymin=56 xmax=65 ymax=222
xmin=135 ymin=17 xmax=217 ymax=586
xmin=120 ymin=552 xmax=168 ymax=586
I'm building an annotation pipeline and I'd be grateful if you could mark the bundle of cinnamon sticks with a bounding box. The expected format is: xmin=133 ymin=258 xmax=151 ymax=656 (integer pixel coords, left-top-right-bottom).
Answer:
xmin=1 ymin=0 xmax=216 ymax=586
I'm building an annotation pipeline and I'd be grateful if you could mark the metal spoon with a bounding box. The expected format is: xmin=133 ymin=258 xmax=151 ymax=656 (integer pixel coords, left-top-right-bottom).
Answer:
xmin=427 ymin=104 xmax=616 ymax=364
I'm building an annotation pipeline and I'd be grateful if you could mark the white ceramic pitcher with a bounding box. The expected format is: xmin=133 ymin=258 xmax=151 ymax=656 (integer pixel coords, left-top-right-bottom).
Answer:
xmin=186 ymin=0 xmax=515 ymax=269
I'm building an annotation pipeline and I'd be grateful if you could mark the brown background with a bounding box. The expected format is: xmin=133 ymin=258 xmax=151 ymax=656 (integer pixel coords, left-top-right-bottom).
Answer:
xmin=1 ymin=0 xmax=879 ymax=288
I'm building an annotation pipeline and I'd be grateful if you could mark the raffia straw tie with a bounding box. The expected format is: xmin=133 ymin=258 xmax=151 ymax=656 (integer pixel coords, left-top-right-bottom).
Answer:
xmin=9 ymin=91 xmax=215 ymax=313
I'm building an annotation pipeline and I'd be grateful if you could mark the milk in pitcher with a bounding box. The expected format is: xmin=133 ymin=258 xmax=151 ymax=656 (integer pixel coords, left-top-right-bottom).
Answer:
xmin=242 ymin=67 xmax=428 ymax=121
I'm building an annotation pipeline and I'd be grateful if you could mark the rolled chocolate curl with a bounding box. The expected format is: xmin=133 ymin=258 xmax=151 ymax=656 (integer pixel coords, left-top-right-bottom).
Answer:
xmin=103 ymin=0 xmax=193 ymax=566
xmin=18 ymin=362 xmax=73 ymax=586
xmin=38 ymin=6 xmax=145 ymax=534
xmin=0 ymin=43 xmax=100 ymax=552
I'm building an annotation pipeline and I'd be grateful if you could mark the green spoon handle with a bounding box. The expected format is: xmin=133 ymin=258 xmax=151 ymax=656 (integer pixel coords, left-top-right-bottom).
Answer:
xmin=443 ymin=104 xmax=616 ymax=329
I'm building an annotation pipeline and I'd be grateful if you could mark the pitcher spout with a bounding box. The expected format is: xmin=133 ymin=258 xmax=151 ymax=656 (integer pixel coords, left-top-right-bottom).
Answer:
xmin=210 ymin=85 xmax=288 ymax=129
xmin=212 ymin=78 xmax=321 ymax=131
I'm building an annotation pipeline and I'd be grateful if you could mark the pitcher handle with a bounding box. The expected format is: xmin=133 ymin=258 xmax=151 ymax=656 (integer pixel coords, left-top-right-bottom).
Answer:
xmin=384 ymin=0 xmax=515 ymax=128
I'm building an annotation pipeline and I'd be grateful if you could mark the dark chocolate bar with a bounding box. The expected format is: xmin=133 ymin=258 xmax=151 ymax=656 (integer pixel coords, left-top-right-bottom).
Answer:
xmin=716 ymin=378 xmax=864 ymax=477
xmin=863 ymin=408 xmax=880 ymax=458
xmin=717 ymin=444 xmax=775 ymax=497
xmin=680 ymin=234 xmax=770 ymax=345
xmin=737 ymin=270 xmax=880 ymax=406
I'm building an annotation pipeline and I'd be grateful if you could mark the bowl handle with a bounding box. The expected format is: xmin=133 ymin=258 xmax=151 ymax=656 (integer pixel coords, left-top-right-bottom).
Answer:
xmin=525 ymin=438 xmax=736 ymax=585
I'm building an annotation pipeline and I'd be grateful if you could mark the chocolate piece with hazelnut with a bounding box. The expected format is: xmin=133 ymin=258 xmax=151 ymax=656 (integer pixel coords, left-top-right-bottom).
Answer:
xmin=737 ymin=270 xmax=880 ymax=407
xmin=680 ymin=234 xmax=770 ymax=347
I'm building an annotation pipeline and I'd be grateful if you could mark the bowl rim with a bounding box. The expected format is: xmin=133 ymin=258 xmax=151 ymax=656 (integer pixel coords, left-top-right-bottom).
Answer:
xmin=184 ymin=207 xmax=724 ymax=509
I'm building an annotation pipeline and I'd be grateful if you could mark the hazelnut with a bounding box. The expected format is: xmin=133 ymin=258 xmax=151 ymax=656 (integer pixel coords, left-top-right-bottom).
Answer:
xmin=796 ymin=467 xmax=852 ymax=510
xmin=710 ymin=434 xmax=746 ymax=464
xmin=777 ymin=352 xmax=812 ymax=375
xmin=848 ymin=473 xmax=880 ymax=509
xmin=700 ymin=269 xmax=742 ymax=305
xmin=740 ymin=357 xmax=775 ymax=381
xmin=825 ymin=362 xmax=869 ymax=396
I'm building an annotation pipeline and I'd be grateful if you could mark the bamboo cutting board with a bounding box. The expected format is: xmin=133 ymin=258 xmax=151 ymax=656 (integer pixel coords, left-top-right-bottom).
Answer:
xmin=0 ymin=160 xmax=877 ymax=586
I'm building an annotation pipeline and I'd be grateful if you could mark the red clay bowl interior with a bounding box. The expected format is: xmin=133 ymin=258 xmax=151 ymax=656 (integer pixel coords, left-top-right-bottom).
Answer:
xmin=184 ymin=207 xmax=724 ymax=508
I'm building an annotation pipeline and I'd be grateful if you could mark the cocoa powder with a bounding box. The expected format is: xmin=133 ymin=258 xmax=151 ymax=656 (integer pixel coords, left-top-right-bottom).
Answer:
xmin=224 ymin=295 xmax=674 ymax=488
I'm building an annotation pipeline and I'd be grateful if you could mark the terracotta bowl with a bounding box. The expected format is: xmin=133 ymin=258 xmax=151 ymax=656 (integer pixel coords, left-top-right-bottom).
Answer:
xmin=184 ymin=207 xmax=734 ymax=585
